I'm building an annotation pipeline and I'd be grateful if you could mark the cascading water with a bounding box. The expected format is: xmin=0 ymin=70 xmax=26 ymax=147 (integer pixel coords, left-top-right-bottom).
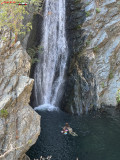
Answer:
xmin=34 ymin=0 xmax=68 ymax=110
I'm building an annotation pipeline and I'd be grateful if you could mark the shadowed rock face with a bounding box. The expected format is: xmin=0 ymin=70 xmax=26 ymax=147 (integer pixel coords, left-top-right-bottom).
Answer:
xmin=61 ymin=0 xmax=120 ymax=114
xmin=60 ymin=0 xmax=97 ymax=114
xmin=26 ymin=14 xmax=43 ymax=107
xmin=0 ymin=30 xmax=40 ymax=160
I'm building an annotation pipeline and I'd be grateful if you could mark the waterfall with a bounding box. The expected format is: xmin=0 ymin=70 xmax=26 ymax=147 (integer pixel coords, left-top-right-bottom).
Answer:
xmin=34 ymin=0 xmax=68 ymax=109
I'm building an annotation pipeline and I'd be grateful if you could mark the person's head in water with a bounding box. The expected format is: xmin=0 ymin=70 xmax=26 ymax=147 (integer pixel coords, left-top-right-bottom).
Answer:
xmin=65 ymin=123 xmax=69 ymax=127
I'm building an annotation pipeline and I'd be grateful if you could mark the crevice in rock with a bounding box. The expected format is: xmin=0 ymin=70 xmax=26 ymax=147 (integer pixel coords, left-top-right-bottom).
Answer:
xmin=26 ymin=14 xmax=43 ymax=107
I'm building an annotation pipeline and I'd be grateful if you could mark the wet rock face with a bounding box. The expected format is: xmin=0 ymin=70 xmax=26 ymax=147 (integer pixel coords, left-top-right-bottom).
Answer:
xmin=0 ymin=30 xmax=40 ymax=160
xmin=62 ymin=0 xmax=120 ymax=114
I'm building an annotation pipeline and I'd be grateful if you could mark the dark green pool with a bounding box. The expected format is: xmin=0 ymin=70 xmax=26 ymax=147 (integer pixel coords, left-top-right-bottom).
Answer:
xmin=27 ymin=108 xmax=120 ymax=160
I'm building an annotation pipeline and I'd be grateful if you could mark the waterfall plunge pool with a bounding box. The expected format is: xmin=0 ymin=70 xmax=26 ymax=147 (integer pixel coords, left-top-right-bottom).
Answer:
xmin=27 ymin=108 xmax=120 ymax=160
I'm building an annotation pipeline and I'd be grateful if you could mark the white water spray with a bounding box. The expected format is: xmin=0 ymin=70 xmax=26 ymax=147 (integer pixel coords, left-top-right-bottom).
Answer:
xmin=34 ymin=0 xmax=68 ymax=110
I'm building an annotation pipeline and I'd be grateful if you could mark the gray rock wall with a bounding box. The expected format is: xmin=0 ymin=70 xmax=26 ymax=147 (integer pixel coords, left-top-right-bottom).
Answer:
xmin=0 ymin=30 xmax=40 ymax=160
xmin=86 ymin=0 xmax=120 ymax=107
xmin=62 ymin=0 xmax=120 ymax=114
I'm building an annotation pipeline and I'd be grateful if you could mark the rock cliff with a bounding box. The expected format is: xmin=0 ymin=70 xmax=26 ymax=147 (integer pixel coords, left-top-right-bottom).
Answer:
xmin=62 ymin=0 xmax=120 ymax=114
xmin=0 ymin=30 xmax=40 ymax=160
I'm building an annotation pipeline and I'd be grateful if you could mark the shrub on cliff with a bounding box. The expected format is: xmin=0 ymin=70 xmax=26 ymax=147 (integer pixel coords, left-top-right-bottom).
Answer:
xmin=0 ymin=109 xmax=8 ymax=118
xmin=116 ymin=89 xmax=120 ymax=105
xmin=0 ymin=0 xmax=44 ymax=43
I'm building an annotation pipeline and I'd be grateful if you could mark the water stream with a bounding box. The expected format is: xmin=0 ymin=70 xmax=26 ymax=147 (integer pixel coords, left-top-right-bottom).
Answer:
xmin=34 ymin=0 xmax=68 ymax=108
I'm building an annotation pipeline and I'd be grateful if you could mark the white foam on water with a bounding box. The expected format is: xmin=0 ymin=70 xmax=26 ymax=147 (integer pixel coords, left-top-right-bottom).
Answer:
xmin=34 ymin=104 xmax=59 ymax=112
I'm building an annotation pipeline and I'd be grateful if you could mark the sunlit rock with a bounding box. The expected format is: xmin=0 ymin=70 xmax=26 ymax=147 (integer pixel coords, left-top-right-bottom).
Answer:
xmin=0 ymin=30 xmax=40 ymax=160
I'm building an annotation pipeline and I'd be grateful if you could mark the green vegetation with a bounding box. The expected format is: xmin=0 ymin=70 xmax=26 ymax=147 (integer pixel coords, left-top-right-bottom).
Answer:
xmin=116 ymin=89 xmax=120 ymax=104
xmin=0 ymin=0 xmax=43 ymax=42
xmin=0 ymin=109 xmax=8 ymax=118
xmin=28 ymin=139 xmax=32 ymax=145
xmin=86 ymin=40 xmax=91 ymax=46
xmin=76 ymin=24 xmax=82 ymax=29
xmin=75 ymin=0 xmax=80 ymax=3
xmin=27 ymin=46 xmax=43 ymax=64
xmin=96 ymin=8 xmax=101 ymax=13
xmin=93 ymin=46 xmax=99 ymax=53
xmin=108 ymin=72 xmax=114 ymax=80
xmin=101 ymin=82 xmax=105 ymax=88
xmin=86 ymin=2 xmax=90 ymax=5
xmin=85 ymin=11 xmax=90 ymax=17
